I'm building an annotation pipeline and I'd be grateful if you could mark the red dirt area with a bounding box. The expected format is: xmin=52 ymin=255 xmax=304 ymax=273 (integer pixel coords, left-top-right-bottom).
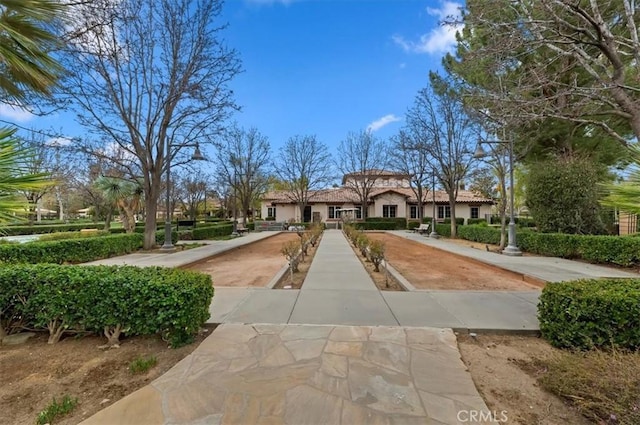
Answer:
xmin=367 ymin=233 xmax=544 ymax=290
xmin=184 ymin=232 xmax=300 ymax=287
xmin=0 ymin=329 xmax=211 ymax=425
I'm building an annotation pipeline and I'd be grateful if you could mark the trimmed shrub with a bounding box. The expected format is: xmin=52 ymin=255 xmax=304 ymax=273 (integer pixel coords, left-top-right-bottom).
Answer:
xmin=191 ymin=224 xmax=233 ymax=239
xmin=407 ymin=221 xmax=420 ymax=230
xmin=0 ymin=233 xmax=143 ymax=264
xmin=538 ymin=279 xmax=640 ymax=350
xmin=0 ymin=264 xmax=213 ymax=347
xmin=0 ymin=223 xmax=103 ymax=236
xmin=467 ymin=218 xmax=487 ymax=225
xmin=442 ymin=217 xmax=465 ymax=225
xmin=434 ymin=223 xmax=452 ymax=237
xmin=525 ymin=157 xmax=606 ymax=234
xmin=457 ymin=225 xmax=501 ymax=245
xmin=38 ymin=230 xmax=110 ymax=241
xmin=354 ymin=221 xmax=398 ymax=231
xmin=365 ymin=217 xmax=407 ymax=228
xmin=452 ymin=226 xmax=640 ymax=267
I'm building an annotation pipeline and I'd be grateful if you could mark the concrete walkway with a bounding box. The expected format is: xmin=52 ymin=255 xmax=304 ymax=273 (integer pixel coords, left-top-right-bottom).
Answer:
xmin=390 ymin=231 xmax=638 ymax=282
xmin=212 ymin=230 xmax=540 ymax=332
xmin=85 ymin=231 xmax=280 ymax=267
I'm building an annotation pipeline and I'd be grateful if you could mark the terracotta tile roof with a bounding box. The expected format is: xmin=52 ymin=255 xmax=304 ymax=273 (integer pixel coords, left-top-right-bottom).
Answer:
xmin=341 ymin=169 xmax=409 ymax=184
xmin=263 ymin=188 xmax=493 ymax=204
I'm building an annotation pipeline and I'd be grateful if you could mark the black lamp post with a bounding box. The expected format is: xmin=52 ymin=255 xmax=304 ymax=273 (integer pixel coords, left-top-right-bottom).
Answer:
xmin=473 ymin=136 xmax=521 ymax=256
xmin=161 ymin=142 xmax=205 ymax=251
xmin=429 ymin=172 xmax=439 ymax=238
xmin=231 ymin=169 xmax=239 ymax=236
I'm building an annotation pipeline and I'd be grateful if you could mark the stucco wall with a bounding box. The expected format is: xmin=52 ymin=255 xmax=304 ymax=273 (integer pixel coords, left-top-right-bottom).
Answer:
xmin=371 ymin=193 xmax=407 ymax=218
xmin=262 ymin=201 xmax=492 ymax=223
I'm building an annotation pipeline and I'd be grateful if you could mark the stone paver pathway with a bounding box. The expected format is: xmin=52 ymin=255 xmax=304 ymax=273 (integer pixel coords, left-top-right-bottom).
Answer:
xmin=81 ymin=324 xmax=491 ymax=425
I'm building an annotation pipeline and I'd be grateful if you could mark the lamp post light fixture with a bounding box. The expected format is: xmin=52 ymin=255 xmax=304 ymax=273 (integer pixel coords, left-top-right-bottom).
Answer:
xmin=231 ymin=169 xmax=239 ymax=236
xmin=473 ymin=136 xmax=522 ymax=256
xmin=161 ymin=142 xmax=206 ymax=251
xmin=429 ymin=172 xmax=439 ymax=239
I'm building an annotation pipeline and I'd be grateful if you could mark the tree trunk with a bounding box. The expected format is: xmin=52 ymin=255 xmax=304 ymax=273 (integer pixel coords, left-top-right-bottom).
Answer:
xmin=103 ymin=209 xmax=112 ymax=231
xmin=299 ymin=203 xmax=305 ymax=223
xmin=499 ymin=178 xmax=508 ymax=250
xmin=143 ymin=196 xmax=159 ymax=250
xmin=449 ymin=199 xmax=457 ymax=238
xmin=500 ymin=212 xmax=507 ymax=250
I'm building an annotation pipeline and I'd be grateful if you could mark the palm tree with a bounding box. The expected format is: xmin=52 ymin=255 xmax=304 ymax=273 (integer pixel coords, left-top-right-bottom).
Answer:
xmin=0 ymin=0 xmax=63 ymax=102
xmin=94 ymin=176 xmax=143 ymax=233
xmin=601 ymin=144 xmax=640 ymax=215
xmin=0 ymin=127 xmax=52 ymax=222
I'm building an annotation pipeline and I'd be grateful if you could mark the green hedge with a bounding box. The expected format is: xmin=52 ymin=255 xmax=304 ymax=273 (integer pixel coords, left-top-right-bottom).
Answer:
xmin=365 ymin=217 xmax=407 ymax=228
xmin=38 ymin=230 xmax=110 ymax=241
xmin=0 ymin=223 xmax=103 ymax=236
xmin=191 ymin=223 xmax=234 ymax=239
xmin=457 ymin=225 xmax=501 ymax=245
xmin=467 ymin=218 xmax=487 ymax=225
xmin=354 ymin=221 xmax=398 ymax=231
xmin=445 ymin=225 xmax=640 ymax=267
xmin=407 ymin=221 xmax=420 ymax=230
xmin=434 ymin=223 xmax=452 ymax=237
xmin=0 ymin=233 xmax=144 ymax=264
xmin=538 ymin=279 xmax=640 ymax=350
xmin=0 ymin=264 xmax=213 ymax=347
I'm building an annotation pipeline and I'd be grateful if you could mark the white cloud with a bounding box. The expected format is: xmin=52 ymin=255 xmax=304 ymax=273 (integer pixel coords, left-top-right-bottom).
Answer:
xmin=46 ymin=137 xmax=73 ymax=147
xmin=367 ymin=114 xmax=402 ymax=133
xmin=0 ymin=104 xmax=34 ymax=123
xmin=392 ymin=1 xmax=463 ymax=55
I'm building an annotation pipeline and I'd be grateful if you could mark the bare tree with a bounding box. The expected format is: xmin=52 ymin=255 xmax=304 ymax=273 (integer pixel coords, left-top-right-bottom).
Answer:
xmin=407 ymin=74 xmax=476 ymax=237
xmin=446 ymin=0 xmax=640 ymax=144
xmin=274 ymin=135 xmax=333 ymax=222
xmin=213 ymin=126 xmax=271 ymax=226
xmin=388 ymin=129 xmax=431 ymax=221
xmin=174 ymin=172 xmax=210 ymax=221
xmin=56 ymin=0 xmax=241 ymax=248
xmin=336 ymin=130 xmax=388 ymax=219
xmin=14 ymin=131 xmax=67 ymax=222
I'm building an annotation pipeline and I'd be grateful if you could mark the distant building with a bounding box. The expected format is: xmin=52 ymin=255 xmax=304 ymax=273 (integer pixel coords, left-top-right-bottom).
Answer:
xmin=261 ymin=170 xmax=493 ymax=224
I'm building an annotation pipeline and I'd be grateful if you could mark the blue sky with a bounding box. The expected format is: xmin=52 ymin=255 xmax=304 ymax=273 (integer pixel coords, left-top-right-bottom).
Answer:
xmin=0 ymin=0 xmax=462 ymax=155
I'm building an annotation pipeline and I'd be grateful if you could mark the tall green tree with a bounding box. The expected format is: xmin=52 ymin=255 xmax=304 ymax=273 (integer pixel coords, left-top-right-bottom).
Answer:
xmin=444 ymin=0 xmax=640 ymax=145
xmin=526 ymin=157 xmax=605 ymax=234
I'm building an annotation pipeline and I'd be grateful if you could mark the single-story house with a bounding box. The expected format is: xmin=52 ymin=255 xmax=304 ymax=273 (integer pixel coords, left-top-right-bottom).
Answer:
xmin=261 ymin=170 xmax=493 ymax=224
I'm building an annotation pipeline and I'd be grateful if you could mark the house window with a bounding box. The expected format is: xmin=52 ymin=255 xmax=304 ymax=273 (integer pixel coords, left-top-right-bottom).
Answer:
xmin=354 ymin=206 xmax=362 ymax=219
xmin=383 ymin=205 xmax=397 ymax=218
xmin=328 ymin=206 xmax=341 ymax=219
xmin=437 ymin=205 xmax=451 ymax=219
xmin=267 ymin=207 xmax=276 ymax=219
xmin=470 ymin=206 xmax=479 ymax=219
xmin=410 ymin=205 xmax=418 ymax=219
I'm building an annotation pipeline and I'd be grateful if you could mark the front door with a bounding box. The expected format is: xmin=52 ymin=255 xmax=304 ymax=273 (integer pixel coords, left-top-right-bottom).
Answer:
xmin=303 ymin=205 xmax=312 ymax=223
